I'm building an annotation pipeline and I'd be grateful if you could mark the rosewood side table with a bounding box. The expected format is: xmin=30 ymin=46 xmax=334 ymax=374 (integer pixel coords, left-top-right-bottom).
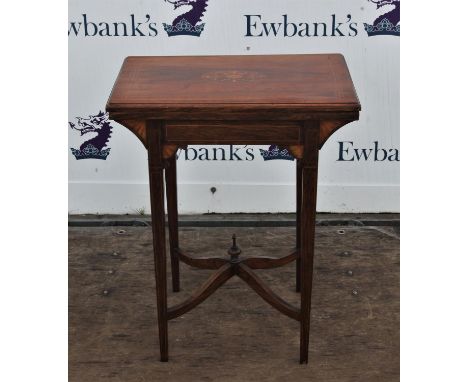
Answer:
xmin=106 ymin=54 xmax=360 ymax=364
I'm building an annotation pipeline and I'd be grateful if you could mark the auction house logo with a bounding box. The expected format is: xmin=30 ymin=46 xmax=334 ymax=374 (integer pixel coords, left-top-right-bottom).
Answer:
xmin=69 ymin=111 xmax=113 ymax=160
xmin=163 ymin=0 xmax=208 ymax=37
xmin=364 ymin=0 xmax=400 ymax=36
xmin=260 ymin=145 xmax=294 ymax=161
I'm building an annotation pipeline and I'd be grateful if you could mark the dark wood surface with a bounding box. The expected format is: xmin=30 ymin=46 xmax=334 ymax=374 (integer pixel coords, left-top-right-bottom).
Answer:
xmin=104 ymin=54 xmax=361 ymax=364
xmin=106 ymin=55 xmax=360 ymax=149
xmin=147 ymin=122 xmax=169 ymax=362
xmin=107 ymin=55 xmax=360 ymax=111
xmin=106 ymin=56 xmax=360 ymax=153
xmin=299 ymin=121 xmax=321 ymax=363
xmin=165 ymin=155 xmax=180 ymax=293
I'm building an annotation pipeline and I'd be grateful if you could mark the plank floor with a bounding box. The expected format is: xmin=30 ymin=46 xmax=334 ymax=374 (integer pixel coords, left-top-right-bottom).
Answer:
xmin=69 ymin=225 xmax=399 ymax=382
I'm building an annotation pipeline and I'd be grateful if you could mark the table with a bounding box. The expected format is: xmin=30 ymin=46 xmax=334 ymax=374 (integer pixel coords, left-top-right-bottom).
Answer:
xmin=106 ymin=54 xmax=360 ymax=364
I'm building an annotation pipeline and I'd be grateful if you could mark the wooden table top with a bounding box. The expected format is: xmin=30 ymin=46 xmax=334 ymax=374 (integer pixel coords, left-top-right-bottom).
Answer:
xmin=106 ymin=54 xmax=360 ymax=117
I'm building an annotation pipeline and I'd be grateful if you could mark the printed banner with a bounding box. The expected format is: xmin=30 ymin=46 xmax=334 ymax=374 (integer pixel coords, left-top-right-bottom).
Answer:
xmin=68 ymin=0 xmax=400 ymax=214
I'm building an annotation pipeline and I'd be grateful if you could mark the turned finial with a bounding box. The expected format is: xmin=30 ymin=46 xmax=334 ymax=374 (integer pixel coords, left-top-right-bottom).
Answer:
xmin=228 ymin=234 xmax=241 ymax=263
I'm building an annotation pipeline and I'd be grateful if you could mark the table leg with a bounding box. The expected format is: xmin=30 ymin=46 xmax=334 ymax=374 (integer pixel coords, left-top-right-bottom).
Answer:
xmin=165 ymin=154 xmax=180 ymax=292
xmin=299 ymin=121 xmax=320 ymax=364
xmin=147 ymin=121 xmax=169 ymax=362
xmin=296 ymin=158 xmax=302 ymax=293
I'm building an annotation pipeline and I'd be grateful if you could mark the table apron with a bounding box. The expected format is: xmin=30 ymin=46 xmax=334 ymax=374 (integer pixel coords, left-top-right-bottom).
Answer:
xmin=164 ymin=121 xmax=302 ymax=145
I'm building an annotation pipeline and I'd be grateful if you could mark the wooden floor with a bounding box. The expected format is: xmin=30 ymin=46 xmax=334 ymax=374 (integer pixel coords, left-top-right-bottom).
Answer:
xmin=69 ymin=224 xmax=399 ymax=382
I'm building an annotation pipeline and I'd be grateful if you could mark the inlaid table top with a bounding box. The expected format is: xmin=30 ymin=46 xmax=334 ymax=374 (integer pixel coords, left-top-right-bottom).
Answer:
xmin=106 ymin=54 xmax=360 ymax=118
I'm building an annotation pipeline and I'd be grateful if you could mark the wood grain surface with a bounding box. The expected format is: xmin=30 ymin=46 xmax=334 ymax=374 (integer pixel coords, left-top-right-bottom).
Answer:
xmin=107 ymin=55 xmax=360 ymax=110
xmin=106 ymin=54 xmax=360 ymax=150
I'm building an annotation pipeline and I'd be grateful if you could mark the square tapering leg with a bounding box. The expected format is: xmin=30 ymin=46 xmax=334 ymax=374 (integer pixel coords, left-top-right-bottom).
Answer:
xmin=165 ymin=154 xmax=180 ymax=292
xmin=147 ymin=121 xmax=169 ymax=362
xmin=296 ymin=158 xmax=303 ymax=293
xmin=299 ymin=121 xmax=320 ymax=364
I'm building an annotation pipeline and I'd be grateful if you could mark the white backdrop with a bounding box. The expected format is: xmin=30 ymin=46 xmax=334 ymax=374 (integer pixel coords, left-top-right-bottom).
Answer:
xmin=68 ymin=0 xmax=400 ymax=214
